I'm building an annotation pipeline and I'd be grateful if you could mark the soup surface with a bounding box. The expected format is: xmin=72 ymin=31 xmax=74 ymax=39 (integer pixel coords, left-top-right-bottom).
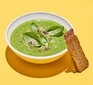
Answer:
xmin=10 ymin=19 xmax=67 ymax=56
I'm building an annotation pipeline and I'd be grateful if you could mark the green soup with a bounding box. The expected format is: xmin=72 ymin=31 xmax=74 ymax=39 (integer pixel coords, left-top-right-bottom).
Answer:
xmin=10 ymin=19 xmax=67 ymax=56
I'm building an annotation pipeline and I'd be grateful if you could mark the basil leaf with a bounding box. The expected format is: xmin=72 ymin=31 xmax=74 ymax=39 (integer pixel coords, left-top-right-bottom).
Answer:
xmin=24 ymin=32 xmax=41 ymax=43
xmin=24 ymin=32 xmax=48 ymax=46
xmin=23 ymin=34 xmax=41 ymax=47
xmin=47 ymin=26 xmax=64 ymax=37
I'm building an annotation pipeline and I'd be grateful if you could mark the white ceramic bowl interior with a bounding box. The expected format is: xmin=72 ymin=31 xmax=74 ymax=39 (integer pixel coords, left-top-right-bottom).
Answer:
xmin=6 ymin=12 xmax=73 ymax=64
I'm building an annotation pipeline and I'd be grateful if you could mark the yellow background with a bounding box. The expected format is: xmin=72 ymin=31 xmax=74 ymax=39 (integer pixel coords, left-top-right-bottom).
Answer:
xmin=0 ymin=0 xmax=93 ymax=85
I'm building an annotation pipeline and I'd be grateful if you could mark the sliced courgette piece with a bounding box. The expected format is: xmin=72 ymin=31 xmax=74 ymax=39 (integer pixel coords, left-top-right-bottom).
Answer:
xmin=39 ymin=27 xmax=51 ymax=41
xmin=31 ymin=22 xmax=39 ymax=33
xmin=39 ymin=27 xmax=48 ymax=35
xmin=38 ymin=33 xmax=48 ymax=46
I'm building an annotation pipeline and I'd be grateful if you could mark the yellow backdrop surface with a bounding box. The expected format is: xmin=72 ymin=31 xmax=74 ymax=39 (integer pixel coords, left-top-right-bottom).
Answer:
xmin=0 ymin=0 xmax=93 ymax=85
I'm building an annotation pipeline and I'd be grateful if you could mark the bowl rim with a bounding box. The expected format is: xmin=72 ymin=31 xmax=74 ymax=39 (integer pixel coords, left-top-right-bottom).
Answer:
xmin=6 ymin=11 xmax=73 ymax=60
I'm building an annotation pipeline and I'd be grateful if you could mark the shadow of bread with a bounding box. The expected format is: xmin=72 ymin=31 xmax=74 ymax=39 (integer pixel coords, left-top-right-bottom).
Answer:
xmin=5 ymin=46 xmax=74 ymax=78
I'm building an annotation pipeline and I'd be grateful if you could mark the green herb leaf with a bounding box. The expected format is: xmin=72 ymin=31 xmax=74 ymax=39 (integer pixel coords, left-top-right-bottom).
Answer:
xmin=24 ymin=31 xmax=48 ymax=46
xmin=24 ymin=32 xmax=40 ymax=43
xmin=23 ymin=32 xmax=41 ymax=47
xmin=47 ymin=26 xmax=64 ymax=37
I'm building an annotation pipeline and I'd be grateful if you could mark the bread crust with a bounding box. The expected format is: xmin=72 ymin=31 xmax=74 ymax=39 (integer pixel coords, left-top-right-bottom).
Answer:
xmin=64 ymin=29 xmax=89 ymax=72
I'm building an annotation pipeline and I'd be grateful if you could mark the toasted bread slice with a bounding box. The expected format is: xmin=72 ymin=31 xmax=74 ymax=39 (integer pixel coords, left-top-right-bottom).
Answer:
xmin=64 ymin=29 xmax=89 ymax=72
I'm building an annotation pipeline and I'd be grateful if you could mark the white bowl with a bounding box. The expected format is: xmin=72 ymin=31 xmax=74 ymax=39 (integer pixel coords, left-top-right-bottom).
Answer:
xmin=6 ymin=12 xmax=73 ymax=64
